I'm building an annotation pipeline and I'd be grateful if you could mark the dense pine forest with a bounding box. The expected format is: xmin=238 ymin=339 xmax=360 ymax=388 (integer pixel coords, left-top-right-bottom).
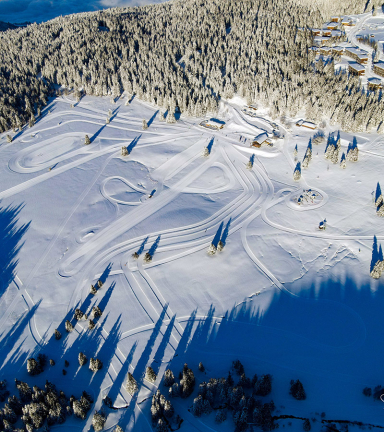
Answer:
xmin=0 ymin=0 xmax=380 ymax=133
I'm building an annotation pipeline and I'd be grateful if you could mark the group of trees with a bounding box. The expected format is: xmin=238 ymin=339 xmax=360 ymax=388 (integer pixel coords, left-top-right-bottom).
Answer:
xmin=160 ymin=359 xmax=308 ymax=431
xmin=0 ymin=0 xmax=379 ymax=135
xmin=0 ymin=379 xmax=94 ymax=431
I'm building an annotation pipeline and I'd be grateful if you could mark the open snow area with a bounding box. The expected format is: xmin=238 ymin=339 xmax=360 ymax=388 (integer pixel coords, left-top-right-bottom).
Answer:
xmin=1 ymin=90 xmax=384 ymax=431
xmin=0 ymin=0 xmax=165 ymax=24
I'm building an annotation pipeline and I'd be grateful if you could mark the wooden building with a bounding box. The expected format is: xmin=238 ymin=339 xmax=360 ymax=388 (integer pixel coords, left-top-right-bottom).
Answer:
xmin=368 ymin=77 xmax=382 ymax=91
xmin=331 ymin=16 xmax=340 ymax=23
xmin=251 ymin=132 xmax=269 ymax=148
xmin=373 ymin=61 xmax=384 ymax=77
xmin=345 ymin=47 xmax=368 ymax=64
xmin=349 ymin=63 xmax=365 ymax=76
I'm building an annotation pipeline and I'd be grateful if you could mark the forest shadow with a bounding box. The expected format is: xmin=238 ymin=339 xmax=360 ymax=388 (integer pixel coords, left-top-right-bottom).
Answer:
xmin=0 ymin=204 xmax=30 ymax=298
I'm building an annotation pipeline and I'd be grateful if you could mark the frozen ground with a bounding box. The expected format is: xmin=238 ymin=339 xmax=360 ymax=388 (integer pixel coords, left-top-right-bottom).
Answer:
xmin=0 ymin=0 xmax=166 ymax=25
xmin=0 ymin=91 xmax=384 ymax=431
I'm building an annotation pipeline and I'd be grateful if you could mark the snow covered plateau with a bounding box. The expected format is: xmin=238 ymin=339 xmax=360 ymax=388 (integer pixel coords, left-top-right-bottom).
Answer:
xmin=1 ymin=89 xmax=384 ymax=431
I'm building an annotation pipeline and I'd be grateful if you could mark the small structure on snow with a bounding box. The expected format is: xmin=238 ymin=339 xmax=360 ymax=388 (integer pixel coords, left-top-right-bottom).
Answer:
xmin=295 ymin=119 xmax=316 ymax=130
xmin=199 ymin=118 xmax=225 ymax=130
xmin=251 ymin=132 xmax=271 ymax=148
xmin=319 ymin=219 xmax=327 ymax=230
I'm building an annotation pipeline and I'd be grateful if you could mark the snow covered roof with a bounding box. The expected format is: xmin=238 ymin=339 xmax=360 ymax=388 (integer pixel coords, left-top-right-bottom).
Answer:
xmin=374 ymin=60 xmax=384 ymax=68
xmin=253 ymin=132 xmax=268 ymax=144
xmin=349 ymin=62 xmax=365 ymax=72
xmin=368 ymin=77 xmax=381 ymax=84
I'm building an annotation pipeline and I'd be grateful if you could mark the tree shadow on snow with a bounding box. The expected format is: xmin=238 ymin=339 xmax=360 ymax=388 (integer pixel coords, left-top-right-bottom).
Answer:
xmin=0 ymin=204 xmax=30 ymax=298
xmin=147 ymin=110 xmax=159 ymax=127
xmin=127 ymin=134 xmax=141 ymax=154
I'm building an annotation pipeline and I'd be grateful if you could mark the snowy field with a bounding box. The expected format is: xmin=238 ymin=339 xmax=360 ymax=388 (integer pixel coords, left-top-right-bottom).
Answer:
xmin=1 ymin=91 xmax=384 ymax=431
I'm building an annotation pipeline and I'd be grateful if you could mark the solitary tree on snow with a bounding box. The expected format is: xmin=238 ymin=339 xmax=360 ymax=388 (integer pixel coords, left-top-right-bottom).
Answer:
xmin=142 ymin=119 xmax=148 ymax=130
xmin=85 ymin=135 xmax=91 ymax=145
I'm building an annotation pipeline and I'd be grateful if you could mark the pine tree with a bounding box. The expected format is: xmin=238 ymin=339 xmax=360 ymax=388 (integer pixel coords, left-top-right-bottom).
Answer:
xmin=65 ymin=320 xmax=73 ymax=332
xmin=145 ymin=366 xmax=157 ymax=383
xmin=92 ymin=411 xmax=106 ymax=432
xmin=85 ymin=135 xmax=91 ymax=145
xmin=290 ymin=379 xmax=306 ymax=400
xmin=163 ymin=369 xmax=175 ymax=387
xmin=126 ymin=373 xmax=138 ymax=395
xmin=6 ymin=135 xmax=12 ymax=143
xmin=54 ymin=329 xmax=62 ymax=340
xmin=142 ymin=119 xmax=148 ymax=130
xmin=293 ymin=162 xmax=301 ymax=181
xmin=78 ymin=352 xmax=87 ymax=366
xmin=89 ymin=358 xmax=103 ymax=372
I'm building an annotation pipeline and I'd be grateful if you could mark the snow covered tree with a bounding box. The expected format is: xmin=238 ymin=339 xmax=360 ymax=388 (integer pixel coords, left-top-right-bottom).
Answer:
xmin=114 ymin=426 xmax=123 ymax=432
xmin=192 ymin=395 xmax=204 ymax=417
xmin=163 ymin=400 xmax=174 ymax=419
xmin=215 ymin=408 xmax=227 ymax=423
xmin=126 ymin=373 xmax=138 ymax=395
xmin=97 ymin=280 xmax=103 ymax=288
xmin=74 ymin=309 xmax=84 ymax=320
xmin=65 ymin=320 xmax=73 ymax=332
xmin=290 ymin=379 xmax=306 ymax=400
xmin=254 ymin=374 xmax=272 ymax=396
xmin=90 ymin=284 xmax=97 ymax=295
xmin=89 ymin=358 xmax=103 ymax=372
xmin=85 ymin=135 xmax=91 ymax=145
xmin=54 ymin=329 xmax=62 ymax=340
xmin=180 ymin=364 xmax=195 ymax=398
xmin=346 ymin=137 xmax=359 ymax=162
xmin=202 ymin=146 xmax=210 ymax=157
xmin=88 ymin=319 xmax=96 ymax=330
xmin=145 ymin=366 xmax=157 ymax=383
xmin=169 ymin=382 xmax=179 ymax=397
xmin=78 ymin=352 xmax=87 ymax=366
xmin=27 ymin=358 xmax=40 ymax=376
xmin=144 ymin=252 xmax=152 ymax=262
xmin=163 ymin=369 xmax=175 ymax=387
xmin=159 ymin=112 xmax=166 ymax=122
xmin=142 ymin=119 xmax=148 ymax=130
xmin=166 ymin=110 xmax=176 ymax=124
xmin=375 ymin=182 xmax=383 ymax=207
xmin=302 ymin=154 xmax=310 ymax=169
xmin=156 ymin=418 xmax=168 ymax=432
xmin=340 ymin=152 xmax=346 ymax=169
xmin=198 ymin=362 xmax=205 ymax=372
xmin=293 ymin=144 xmax=298 ymax=157
xmin=121 ymin=146 xmax=129 ymax=156
xmin=92 ymin=410 xmax=106 ymax=432
xmin=6 ymin=135 xmax=12 ymax=143
xmin=208 ymin=243 xmax=217 ymax=255
xmin=92 ymin=306 xmax=103 ymax=319
xmin=293 ymin=162 xmax=301 ymax=181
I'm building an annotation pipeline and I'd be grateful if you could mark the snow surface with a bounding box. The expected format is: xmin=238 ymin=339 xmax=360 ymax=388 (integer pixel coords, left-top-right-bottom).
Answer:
xmin=1 ymin=90 xmax=384 ymax=431
xmin=0 ymin=0 xmax=166 ymax=25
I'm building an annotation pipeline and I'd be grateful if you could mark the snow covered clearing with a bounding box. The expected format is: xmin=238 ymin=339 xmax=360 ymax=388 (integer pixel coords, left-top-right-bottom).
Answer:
xmin=0 ymin=90 xmax=384 ymax=431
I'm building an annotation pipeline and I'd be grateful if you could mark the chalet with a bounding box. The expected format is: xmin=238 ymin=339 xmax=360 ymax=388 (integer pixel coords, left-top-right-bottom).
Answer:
xmin=341 ymin=17 xmax=356 ymax=26
xmin=331 ymin=30 xmax=342 ymax=38
xmin=373 ymin=61 xmax=384 ymax=77
xmin=326 ymin=22 xmax=339 ymax=30
xmin=345 ymin=47 xmax=368 ymax=64
xmin=320 ymin=46 xmax=331 ymax=55
xmin=296 ymin=120 xmax=316 ymax=130
xmin=332 ymin=46 xmax=344 ymax=56
xmin=331 ymin=16 xmax=340 ymax=23
xmin=322 ymin=29 xmax=332 ymax=37
xmin=200 ymin=118 xmax=225 ymax=130
xmin=311 ymin=29 xmax=321 ymax=36
xmin=368 ymin=77 xmax=382 ymax=91
xmin=349 ymin=63 xmax=365 ymax=76
xmin=251 ymin=132 xmax=269 ymax=148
